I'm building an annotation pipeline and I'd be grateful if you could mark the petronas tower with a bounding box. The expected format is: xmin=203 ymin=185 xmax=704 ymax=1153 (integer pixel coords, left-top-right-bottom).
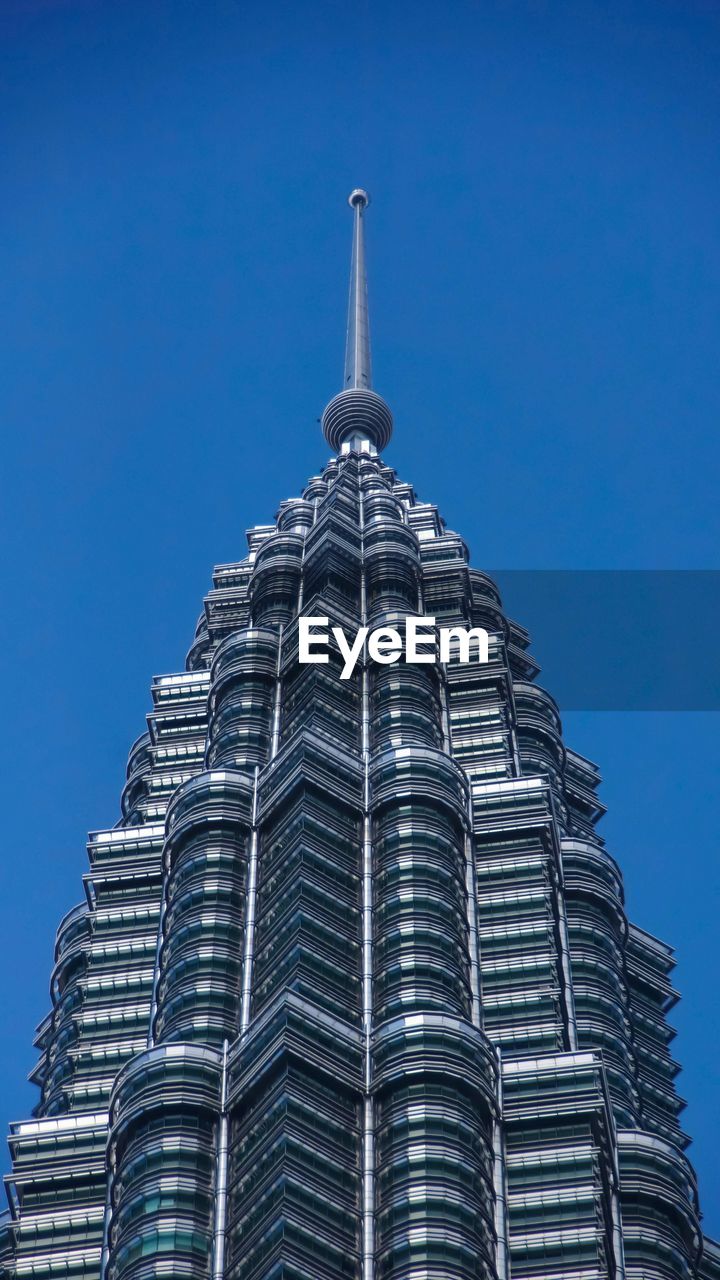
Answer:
xmin=1 ymin=192 xmax=717 ymax=1280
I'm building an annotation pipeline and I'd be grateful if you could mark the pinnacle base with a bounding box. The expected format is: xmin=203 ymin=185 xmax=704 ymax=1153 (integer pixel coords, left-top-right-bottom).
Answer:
xmin=322 ymin=387 xmax=393 ymax=453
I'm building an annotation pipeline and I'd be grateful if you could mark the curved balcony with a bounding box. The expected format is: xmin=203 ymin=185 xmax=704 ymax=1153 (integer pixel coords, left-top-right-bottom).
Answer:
xmin=562 ymin=837 xmax=639 ymax=1124
xmin=40 ymin=971 xmax=84 ymax=1115
xmin=374 ymin=1015 xmax=497 ymax=1280
xmin=206 ymin=694 xmax=273 ymax=771
xmin=120 ymin=780 xmax=151 ymax=825
xmin=364 ymin=522 xmax=421 ymax=617
xmin=371 ymin=745 xmax=469 ymax=820
xmin=562 ymin=838 xmax=626 ymax=906
xmin=362 ymin=490 xmax=406 ymax=524
xmin=39 ymin=1054 xmax=74 ymax=1116
xmin=302 ymin=475 xmax=327 ymax=502
xmin=373 ymin=1011 xmax=497 ymax=1107
xmin=469 ymin=568 xmax=508 ymax=634
xmin=156 ymin=864 xmax=246 ymax=1041
xmin=43 ymin=922 xmax=88 ymax=1113
xmin=514 ymin=683 xmax=566 ymax=776
xmin=125 ymin=732 xmax=153 ymax=783
xmin=210 ymin=627 xmax=279 ymax=687
xmin=50 ymin=904 xmax=91 ymax=1003
xmin=618 ymin=1128 xmax=701 ymax=1280
xmin=515 ymin=702 xmax=568 ymax=826
xmin=186 ymin=614 xmax=212 ymax=672
xmin=248 ymin=533 xmax=304 ymax=626
xmin=165 ymin=770 xmax=254 ymax=847
xmin=371 ymin=705 xmax=444 ymax=753
xmin=109 ymin=1041 xmax=222 ymax=1136
xmin=206 ymin=628 xmax=278 ymax=771
xmin=55 ymin=901 xmax=92 ymax=962
xmin=51 ymin=980 xmax=83 ymax=1027
xmin=468 ymin=569 xmax=503 ymax=611
xmin=156 ymin=772 xmax=253 ymax=1045
xmin=372 ymin=748 xmax=471 ymax=1022
xmin=373 ymin=830 xmax=470 ymax=1019
xmin=107 ymin=1045 xmax=222 ymax=1280
xmin=371 ymin=659 xmax=444 ymax=752
xmin=276 ymin=498 xmax=314 ymax=534
xmin=361 ymin=519 xmax=417 ymax=560
xmin=513 ymin=680 xmax=562 ymax=731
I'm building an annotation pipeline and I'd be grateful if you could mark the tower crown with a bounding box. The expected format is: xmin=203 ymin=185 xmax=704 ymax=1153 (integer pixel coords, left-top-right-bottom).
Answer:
xmin=322 ymin=189 xmax=393 ymax=454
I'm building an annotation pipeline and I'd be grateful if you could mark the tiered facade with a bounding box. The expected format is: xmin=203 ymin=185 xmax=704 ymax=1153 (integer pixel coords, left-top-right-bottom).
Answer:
xmin=1 ymin=192 xmax=717 ymax=1280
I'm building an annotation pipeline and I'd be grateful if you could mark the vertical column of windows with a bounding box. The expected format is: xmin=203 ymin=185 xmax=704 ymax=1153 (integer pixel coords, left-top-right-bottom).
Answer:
xmin=206 ymin=630 xmax=279 ymax=772
xmin=368 ymin=476 xmax=470 ymax=1026
xmin=34 ymin=675 xmax=211 ymax=1126
xmin=225 ymin=1001 xmax=364 ymax=1280
xmin=102 ymin=565 xmax=258 ymax=1280
xmin=372 ymin=1017 xmax=498 ymax=1280
xmin=616 ymin=1130 xmax=701 ymax=1280
xmin=624 ymin=928 xmax=688 ymax=1146
xmin=106 ymin=1047 xmax=222 ymax=1280
xmin=225 ymin=458 xmax=365 ymax=1279
xmin=367 ymin=468 xmax=498 ymax=1280
xmin=35 ymin=905 xmax=92 ymax=1117
xmin=251 ymin=461 xmax=364 ymax=1025
xmin=513 ymin=683 xmax=569 ymax=831
xmin=472 ymin=781 xmax=572 ymax=1054
xmin=561 ymin=839 xmax=641 ymax=1129
xmin=153 ymin=771 xmax=255 ymax=1047
xmin=151 ymin=536 xmax=289 ymax=1047
xmin=563 ymin=749 xmax=606 ymax=844
xmin=502 ymin=1053 xmax=622 ymax=1280
xmin=5 ymin=1112 xmax=109 ymax=1278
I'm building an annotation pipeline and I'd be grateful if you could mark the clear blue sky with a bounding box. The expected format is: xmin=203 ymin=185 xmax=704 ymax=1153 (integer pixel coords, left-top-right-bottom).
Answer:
xmin=1 ymin=0 xmax=718 ymax=1229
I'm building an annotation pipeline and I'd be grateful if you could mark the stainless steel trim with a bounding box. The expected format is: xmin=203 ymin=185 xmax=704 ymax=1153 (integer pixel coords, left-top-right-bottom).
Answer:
xmin=211 ymin=1040 xmax=229 ymax=1280
xmin=239 ymin=768 xmax=260 ymax=1035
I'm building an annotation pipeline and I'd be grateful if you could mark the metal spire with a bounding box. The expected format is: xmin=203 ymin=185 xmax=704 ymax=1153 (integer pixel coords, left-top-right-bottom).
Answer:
xmin=321 ymin=189 xmax=393 ymax=454
xmin=344 ymin=189 xmax=372 ymax=390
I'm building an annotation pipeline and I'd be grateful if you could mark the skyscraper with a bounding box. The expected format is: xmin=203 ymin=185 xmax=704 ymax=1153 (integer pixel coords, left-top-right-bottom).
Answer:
xmin=1 ymin=191 xmax=717 ymax=1280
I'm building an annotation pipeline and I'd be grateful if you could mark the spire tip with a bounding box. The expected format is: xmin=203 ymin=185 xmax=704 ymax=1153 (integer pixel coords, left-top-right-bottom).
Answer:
xmin=348 ymin=188 xmax=370 ymax=210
